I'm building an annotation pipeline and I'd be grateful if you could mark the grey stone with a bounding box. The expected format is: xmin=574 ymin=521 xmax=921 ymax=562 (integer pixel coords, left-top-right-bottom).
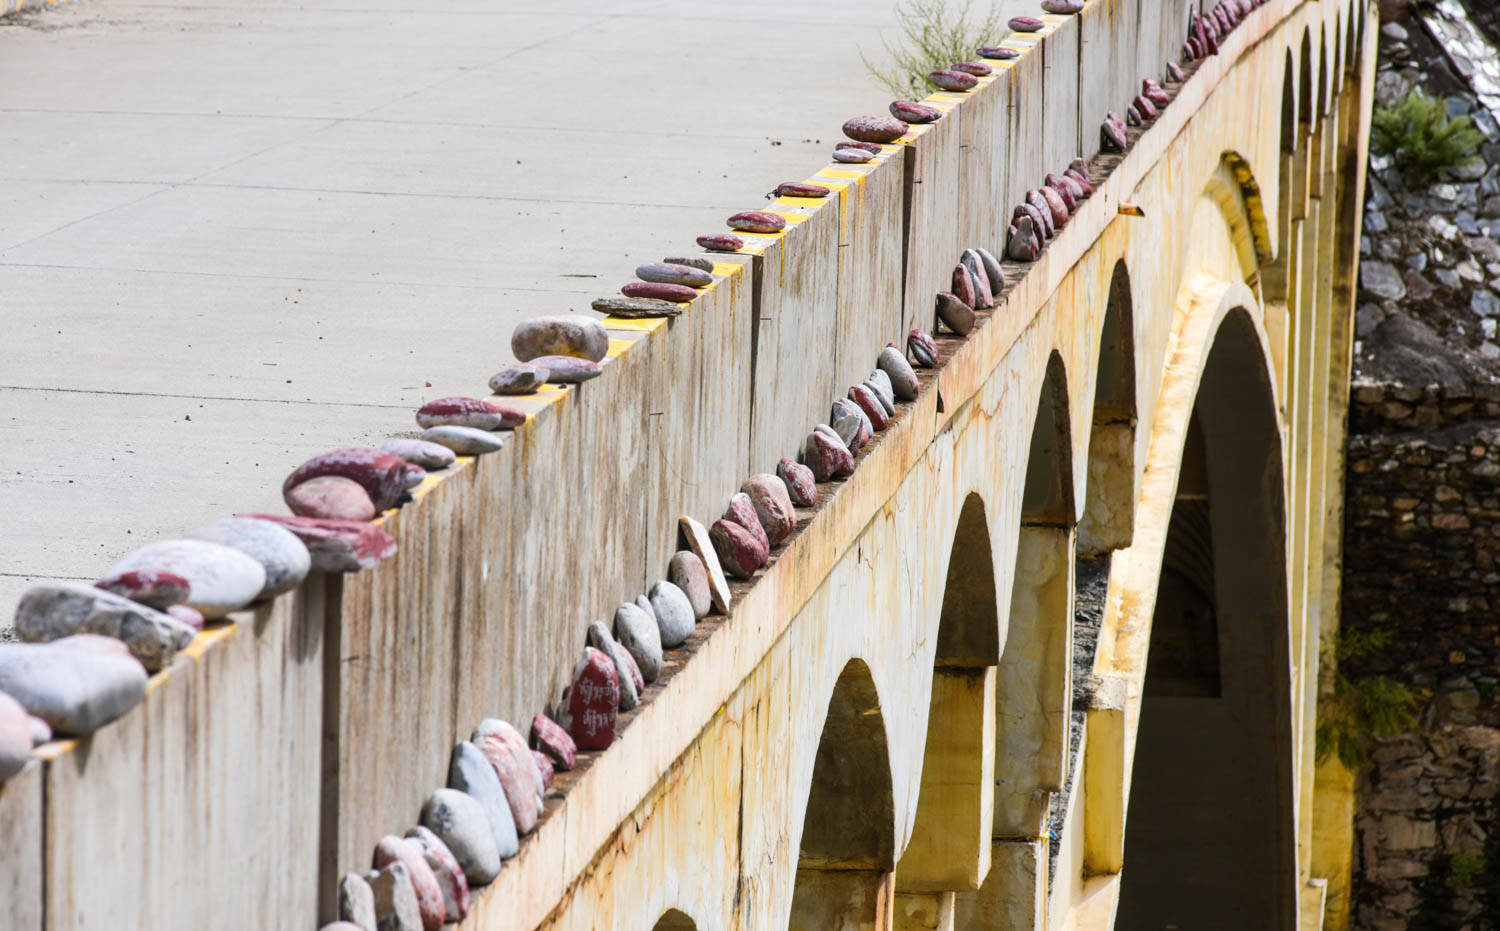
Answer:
xmin=829 ymin=399 xmax=864 ymax=450
xmin=1434 ymin=268 xmax=1461 ymax=290
xmin=677 ymin=516 xmax=732 ymax=615
xmin=1380 ymin=22 xmax=1407 ymax=42
xmin=1445 ymin=95 xmax=1473 ymax=117
xmin=420 ymin=789 xmax=500 ymax=887
xmin=420 ymin=425 xmax=503 ymax=455
xmin=1458 ymin=210 xmax=1480 ymax=234
xmin=185 ymin=517 xmax=311 ymax=599
xmin=338 ymin=872 xmax=378 ymax=931
xmin=1360 ymin=260 xmax=1407 ymax=301
xmin=611 ymin=602 xmax=662 ymax=683
xmin=13 ymin=583 xmax=194 ymax=672
xmin=447 ymin=741 xmax=520 ymax=859
xmin=865 ymin=369 xmax=896 ymax=415
xmin=1365 ymin=210 xmax=1388 ymax=233
xmin=381 ymin=438 xmax=457 ymax=471
xmin=487 ymin=363 xmax=550 ymax=395
xmin=105 ymin=539 xmax=268 ymax=619
xmin=1356 ymin=304 xmax=1383 ymax=339
xmin=1406 ymin=252 xmax=1428 ymax=271
xmin=0 ymin=691 xmax=31 ymax=783
xmin=1473 ymin=289 xmax=1500 ymax=317
xmin=667 ymin=551 xmax=712 ymax=619
xmin=403 ymin=826 xmax=469 ymax=922
xmin=0 ymin=635 xmax=147 ymax=734
xmin=634 ymin=594 xmax=655 ymax=627
xmin=587 ymin=621 xmax=641 ymax=708
xmin=368 ymin=861 xmax=422 ymax=931
xmin=877 ymin=346 xmax=919 ymax=400
xmin=26 ymin=715 xmax=51 ymax=747
xmin=649 ymin=580 xmax=695 ymax=649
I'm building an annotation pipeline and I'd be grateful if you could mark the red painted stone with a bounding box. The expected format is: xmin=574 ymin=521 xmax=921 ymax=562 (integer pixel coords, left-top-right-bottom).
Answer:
xmin=709 ymin=518 xmax=767 ymax=580
xmin=801 ymin=430 xmax=855 ymax=483
xmin=95 ymin=569 xmax=191 ymax=610
xmin=1067 ymin=160 xmax=1093 ymax=196
xmin=838 ymin=140 xmax=885 ymax=154
xmin=951 ymin=264 xmax=977 ymax=309
xmin=1134 ymin=94 xmax=1158 ymax=119
xmin=775 ymin=181 xmax=832 ymax=198
xmin=472 ymin=719 xmax=543 ymax=836
xmin=416 ymin=397 xmax=523 ymax=431
xmin=948 ymin=61 xmax=992 ymax=76
xmin=1008 ymin=16 xmax=1043 ymax=31
xmin=928 ymin=69 xmax=977 ymax=91
xmin=166 ymin=604 xmax=205 ymax=630
xmin=696 ymin=233 xmax=743 ymax=252
xmin=240 ymin=514 xmax=397 ymax=572
xmin=976 ymin=46 xmax=1019 ymax=60
xmin=723 ymin=493 xmax=769 ymax=559
xmin=405 ymin=828 xmax=469 ymax=924
xmin=727 ymin=211 xmax=786 ymax=234
xmin=531 ymin=750 xmax=554 ymax=790
xmin=622 ymin=281 xmax=698 ymax=302
xmin=842 ymin=115 xmax=907 ymax=143
xmin=777 ymin=458 xmax=817 ymax=508
xmin=1143 ymin=80 xmax=1170 ymax=107
xmin=1045 ymin=173 xmax=1077 ymax=210
xmin=530 ymin=712 xmax=577 ymax=770
xmin=1040 ymin=186 xmax=1069 ymax=227
xmin=1026 ymin=190 xmax=1056 ymax=237
xmin=741 ymin=474 xmax=796 ymax=546
xmin=373 ymin=836 xmax=446 ymax=931
xmin=889 ymin=100 xmax=941 ymax=123
xmin=561 ymin=646 xmax=618 ymax=751
xmin=283 ymin=448 xmax=408 ymax=512
xmin=284 ymin=476 xmax=376 ymax=522
xmin=849 ymin=384 xmax=890 ymax=430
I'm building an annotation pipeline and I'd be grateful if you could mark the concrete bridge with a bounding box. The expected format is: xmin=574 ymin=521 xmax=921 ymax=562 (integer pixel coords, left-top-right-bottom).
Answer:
xmin=0 ymin=0 xmax=1374 ymax=928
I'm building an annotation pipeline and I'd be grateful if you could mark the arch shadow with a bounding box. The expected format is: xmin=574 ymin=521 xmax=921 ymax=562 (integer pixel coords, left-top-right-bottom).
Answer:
xmin=652 ymin=909 xmax=697 ymax=930
xmin=1079 ymin=261 xmax=1138 ymax=557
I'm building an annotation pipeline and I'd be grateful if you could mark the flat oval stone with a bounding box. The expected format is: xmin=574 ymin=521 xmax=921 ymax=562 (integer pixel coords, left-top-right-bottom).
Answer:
xmin=775 ymin=181 xmax=832 ymax=198
xmin=635 ymin=262 xmax=713 ymax=287
xmin=368 ymin=861 xmax=422 ymax=931
xmin=586 ymin=621 xmax=640 ymax=709
xmin=167 ymin=604 xmax=204 ymax=630
xmin=832 ymin=147 xmax=875 ymax=163
xmin=404 ymin=827 xmax=469 ymax=924
xmin=14 ymin=583 xmax=194 ymax=672
xmin=678 ymin=516 xmax=732 ymax=614
xmin=976 ymin=246 xmax=1006 ymax=291
xmin=486 ymin=364 xmax=550 ymax=396
xmin=929 ymin=69 xmax=977 ymax=91
xmin=878 ymin=345 xmax=920 ymax=400
xmin=866 ymin=369 xmax=896 ymax=415
xmin=416 ymin=397 xmax=521 ymax=431
xmin=558 ymin=645 xmax=619 ymax=751
xmin=622 ymin=280 xmax=699 ymax=302
xmin=696 ymin=232 xmax=744 ymax=252
xmin=591 ymin=296 xmax=683 ymax=319
xmin=0 ymin=692 xmax=31 ymax=783
xmin=530 ymin=712 xmax=577 ymax=770
xmin=1040 ymin=185 xmax=1069 ymax=227
xmin=420 ymin=789 xmax=500 ymax=887
xmin=724 ymin=492 xmax=770 ymax=558
xmin=842 ymin=114 xmax=908 ymax=143
xmin=284 ymin=448 xmax=408 ymax=512
xmin=936 ymin=290 xmax=977 ymax=336
xmin=447 ymin=741 xmax=520 ymax=860
xmin=710 ymin=518 xmax=768 ymax=580
xmin=1041 ymin=0 xmax=1083 ymax=12
xmin=1009 ymin=15 xmax=1043 ymax=31
xmin=511 ymin=315 xmax=609 ymax=363
xmin=741 ymin=473 xmax=796 ymax=545
xmin=801 ymin=429 xmax=854 ymax=483
xmin=667 ymin=551 xmax=712 ymax=619
xmin=94 ymin=569 xmax=190 ymax=609
xmin=777 ymin=457 xmax=817 ymax=507
xmin=662 ymin=256 xmax=713 ymax=272
xmin=472 ymin=718 xmax=544 ymax=837
xmin=185 ymin=516 xmax=311 ymax=599
xmin=0 ymin=635 xmax=148 ymax=734
xmin=338 ymin=872 xmax=377 ymax=931
xmin=421 ymin=425 xmax=504 ymax=456
xmin=849 ymin=384 xmax=890 ymax=431
xmin=905 ymin=330 xmax=939 ymax=369
xmin=976 ymin=46 xmax=1019 ymax=59
xmin=840 ymin=140 xmax=886 ymax=154
xmin=105 ymin=540 xmax=267 ymax=621
xmin=951 ymin=263 xmax=977 ymax=309
xmin=949 ymin=60 xmax=992 ymax=76
xmin=890 ymin=100 xmax=941 ymax=123
xmin=240 ymin=514 xmax=397 ymax=573
xmin=527 ymin=355 xmax=602 ymax=384
xmin=384 ymin=437 xmax=457 ymax=471
xmin=612 ymin=602 xmax=662 ymax=683
xmin=727 ymin=211 xmax=785 ymax=233
xmin=373 ymin=837 xmax=445 ymax=931
xmin=286 ymin=476 xmax=376 ymax=522
xmin=649 ymin=580 xmax=696 ymax=648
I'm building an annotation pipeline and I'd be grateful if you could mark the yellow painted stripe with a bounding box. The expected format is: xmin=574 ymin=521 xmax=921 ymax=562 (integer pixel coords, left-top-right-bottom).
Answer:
xmin=605 ymin=337 xmax=635 ymax=358
xmin=711 ymin=261 xmax=743 ymax=276
xmin=817 ymin=168 xmax=868 ymax=180
xmin=774 ymin=195 xmax=830 ymax=207
xmin=763 ymin=209 xmax=811 ymax=224
xmin=604 ymin=317 xmax=668 ymax=332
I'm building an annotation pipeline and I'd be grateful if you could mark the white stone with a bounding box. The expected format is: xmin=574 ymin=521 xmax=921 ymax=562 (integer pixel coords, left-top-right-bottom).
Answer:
xmin=105 ymin=539 xmax=268 ymax=619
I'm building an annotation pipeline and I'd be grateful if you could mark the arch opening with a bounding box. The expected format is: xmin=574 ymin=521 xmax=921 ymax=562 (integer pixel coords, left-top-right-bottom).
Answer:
xmin=788 ymin=659 xmax=896 ymax=930
xmin=1116 ymin=309 xmax=1297 ymax=930
xmin=1078 ymin=261 xmax=1138 ymax=558
xmin=652 ymin=909 xmax=697 ymax=931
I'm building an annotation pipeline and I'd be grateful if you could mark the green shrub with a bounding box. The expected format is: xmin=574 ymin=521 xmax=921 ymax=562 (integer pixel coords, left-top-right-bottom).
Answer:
xmin=1448 ymin=852 xmax=1487 ymax=891
xmin=1371 ymin=89 xmax=1485 ymax=183
xmin=1316 ymin=628 xmax=1422 ymax=770
xmin=861 ymin=0 xmax=1004 ymax=100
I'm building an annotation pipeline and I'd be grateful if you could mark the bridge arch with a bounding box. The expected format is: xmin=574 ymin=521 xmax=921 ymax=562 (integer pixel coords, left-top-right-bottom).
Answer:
xmin=1078 ymin=261 xmax=1137 ymax=558
xmin=651 ymin=908 xmax=697 ymax=930
xmin=787 ymin=658 xmax=896 ymax=930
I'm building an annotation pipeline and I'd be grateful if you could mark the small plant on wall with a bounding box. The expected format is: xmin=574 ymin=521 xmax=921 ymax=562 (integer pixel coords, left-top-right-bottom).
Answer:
xmin=1317 ymin=628 xmax=1422 ymax=770
xmin=1371 ymin=88 xmax=1485 ymax=184
xmin=861 ymin=0 xmax=1004 ymax=99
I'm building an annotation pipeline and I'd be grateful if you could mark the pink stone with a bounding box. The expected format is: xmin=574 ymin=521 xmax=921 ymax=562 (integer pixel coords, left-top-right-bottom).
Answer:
xmin=709 ymin=518 xmax=767 ymax=580
xmin=741 ymin=474 xmax=796 ymax=546
xmin=727 ymin=211 xmax=786 ymax=234
xmin=949 ymin=61 xmax=992 ymax=76
xmin=373 ymin=837 xmax=446 ymax=931
xmin=166 ymin=604 xmax=205 ymax=630
xmin=1026 ymin=190 xmax=1056 ymax=237
xmin=1066 ymin=160 xmax=1093 ymax=196
xmin=240 ymin=514 xmax=397 ymax=573
xmin=838 ymin=140 xmax=885 ymax=154
xmin=1133 ymin=94 xmax=1158 ymax=119
xmin=94 ymin=569 xmax=191 ymax=610
xmin=833 ymin=147 xmax=874 ymax=164
xmin=1101 ymin=115 xmax=1127 ymax=152
xmin=530 ymin=712 xmax=577 ymax=770
xmin=622 ymin=281 xmax=699 ymax=303
xmin=850 ymin=384 xmax=890 ymax=430
xmin=951 ymin=264 xmax=977 ymax=309
xmin=416 ymin=397 xmax=519 ymax=431
xmin=1143 ymin=80 xmax=1170 ymax=107
xmin=976 ymin=46 xmax=1019 ymax=59
xmin=285 ymin=476 xmax=377 ymax=522
xmin=1167 ymin=61 xmax=1185 ymax=82
xmin=1040 ymin=186 xmax=1069 ymax=227
xmin=936 ymin=291 xmax=977 ymax=335
xmin=889 ymin=100 xmax=941 ymax=123
xmin=283 ymin=448 xmax=408 ymax=512
xmin=472 ymin=719 xmax=543 ymax=837
xmin=928 ymin=69 xmax=977 ymax=91
xmin=528 ymin=355 xmax=602 ymax=384
xmin=1045 ymin=173 xmax=1077 ymax=210
xmin=723 ymin=492 xmax=769 ymax=558
xmin=801 ymin=429 xmax=855 ymax=483
xmin=560 ymin=646 xmax=618 ymax=751
xmin=531 ymin=750 xmax=554 ymax=790
xmin=403 ymin=828 xmax=469 ymax=924
xmin=777 ymin=458 xmax=817 ymax=508
xmin=842 ymin=115 xmax=908 ymax=143
xmin=697 ymin=233 xmax=743 ymax=252
xmin=775 ymin=182 xmax=832 ymax=198
xmin=1008 ymin=16 xmax=1043 ymax=31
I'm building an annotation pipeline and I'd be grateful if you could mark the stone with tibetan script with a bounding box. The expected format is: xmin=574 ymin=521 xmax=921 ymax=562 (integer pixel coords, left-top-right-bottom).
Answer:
xmin=446 ymin=741 xmax=519 ymax=860
xmin=420 ymin=789 xmax=499 ymax=887
xmin=472 ymin=718 xmax=544 ymax=837
xmin=240 ymin=514 xmax=397 ymax=573
xmin=404 ymin=827 xmax=469 ymax=924
xmin=285 ymin=475 xmax=376 ymax=522
xmin=667 ymin=551 xmax=712 ymax=619
xmin=104 ymin=540 xmax=266 ymax=620
xmin=678 ymin=516 xmax=732 ymax=613
xmin=777 ymin=458 xmax=817 ymax=507
xmin=184 ymin=516 xmax=311 ymax=599
xmin=284 ymin=448 xmax=408 ymax=512
xmin=373 ymin=836 xmax=445 ymax=931
xmin=558 ymin=645 xmax=619 ymax=751
xmin=649 ymin=579 xmax=696 ymax=648
xmin=530 ymin=712 xmax=577 ymax=770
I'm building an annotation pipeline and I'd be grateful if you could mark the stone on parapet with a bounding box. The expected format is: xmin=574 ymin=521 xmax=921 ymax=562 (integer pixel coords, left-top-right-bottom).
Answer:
xmin=1008 ymin=217 xmax=1040 ymax=262
xmin=635 ymin=262 xmax=713 ymax=287
xmin=1008 ymin=16 xmax=1043 ymax=31
xmin=14 ymin=583 xmax=194 ymax=672
xmin=951 ymin=262 xmax=978 ymax=310
xmin=878 ymin=346 xmax=920 ymax=400
xmin=1040 ymin=0 xmax=1083 ymax=13
xmin=667 ymin=551 xmax=712 ymax=620
xmin=416 ymin=397 xmax=522 ymax=431
xmin=510 ymin=315 xmax=608 ymax=364
xmin=285 ymin=476 xmax=376 ymax=522
xmin=865 ymin=370 xmax=896 ymax=415
xmin=949 ymin=60 xmax=992 ymax=77
xmin=890 ymin=101 xmax=941 ymax=123
xmin=0 ymin=635 xmax=147 ymax=735
xmin=472 ymin=719 xmax=544 ymax=837
xmin=591 ymin=296 xmax=684 ymax=318
xmin=696 ymin=233 xmax=743 ymax=252
xmin=843 ymin=115 xmax=907 ymax=143
xmin=622 ymin=281 xmax=698 ymax=303
xmin=283 ymin=448 xmax=408 ymax=512
xmin=830 ymin=399 xmax=870 ymax=453
xmin=710 ymin=518 xmax=767 ymax=579
xmin=678 ymin=517 xmax=732 ymax=614
xmin=558 ymin=646 xmax=619 ymax=752
xmin=0 ymin=691 xmax=31 ymax=783
xmin=906 ymin=330 xmax=939 ymax=369
xmin=27 ymin=714 xmax=51 ymax=747
xmin=961 ymin=250 xmax=995 ymax=308
xmin=401 ymin=464 xmax=426 ymax=489
xmin=530 ymin=712 xmax=577 ymax=771
xmin=727 ymin=211 xmax=785 ymax=234
xmin=524 ymin=355 xmax=601 ymax=384
xmin=372 ymin=836 xmax=445 ymax=931
xmin=420 ymin=426 xmax=504 ymax=456
xmin=1041 ymin=186 xmax=1069 ymax=227
xmin=774 ymin=182 xmax=832 ymax=198
xmin=241 ymin=514 xmax=397 ymax=573
xmin=184 ymin=516 xmax=311 ymax=598
xmin=649 ymin=580 xmax=696 ymax=648
xmin=723 ymin=493 xmax=770 ymax=556
xmin=531 ymin=750 xmax=554 ymax=789
xmin=420 ymin=789 xmax=500 ymax=887
xmin=777 ymin=458 xmax=817 ymax=508
xmin=609 ymin=603 xmax=661 ymax=685
xmin=105 ymin=539 xmax=267 ymax=620
xmin=662 ymin=256 xmax=713 ymax=272
xmin=486 ymin=364 xmax=550 ymax=396
xmin=367 ymin=861 xmax=422 ymax=931
xmin=338 ymin=872 xmax=377 ymax=931
xmin=404 ymin=826 xmax=470 ymax=924
xmin=929 ymin=69 xmax=977 ymax=92
xmin=741 ymin=474 xmax=796 ymax=546
xmin=94 ymin=569 xmax=190 ymax=610
xmin=976 ymin=46 xmax=1019 ymax=60
xmin=447 ymin=741 xmax=520 ymax=860
xmin=833 ymin=147 xmax=875 ymax=163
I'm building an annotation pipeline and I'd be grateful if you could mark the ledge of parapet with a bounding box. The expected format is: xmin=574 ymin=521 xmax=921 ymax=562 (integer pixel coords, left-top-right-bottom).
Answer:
xmin=0 ymin=0 xmax=75 ymax=21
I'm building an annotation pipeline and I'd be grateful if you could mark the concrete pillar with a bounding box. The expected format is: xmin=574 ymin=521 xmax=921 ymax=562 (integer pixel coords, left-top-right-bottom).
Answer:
xmin=1082 ymin=676 xmax=1129 ymax=876
xmin=894 ymin=892 xmax=956 ymax=931
xmin=789 ymin=869 xmax=896 ymax=931
xmin=952 ymin=838 xmax=1047 ymax=930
